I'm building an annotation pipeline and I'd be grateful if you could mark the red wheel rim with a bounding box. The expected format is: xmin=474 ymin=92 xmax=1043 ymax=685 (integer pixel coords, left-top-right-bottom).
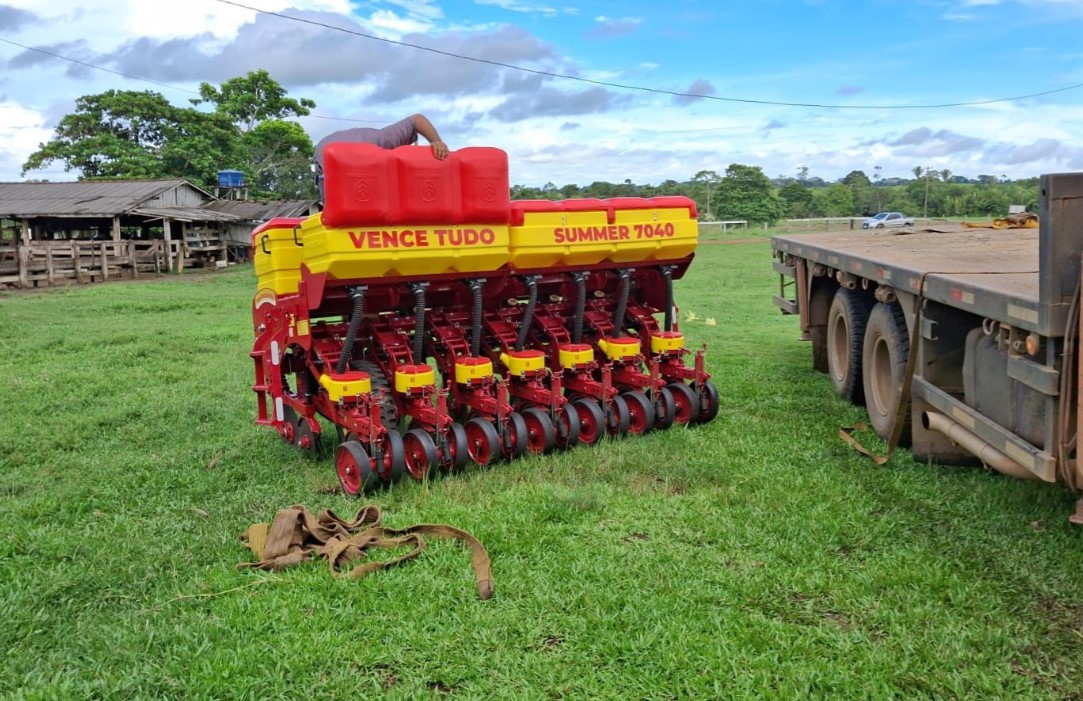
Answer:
xmin=402 ymin=433 xmax=429 ymax=480
xmin=626 ymin=396 xmax=650 ymax=435
xmin=336 ymin=448 xmax=361 ymax=495
xmin=522 ymin=412 xmax=547 ymax=454
xmin=282 ymin=422 xmax=296 ymax=444
xmin=671 ymin=385 xmax=695 ymax=425
xmin=575 ymin=401 xmax=600 ymax=444
xmin=465 ymin=420 xmax=495 ymax=465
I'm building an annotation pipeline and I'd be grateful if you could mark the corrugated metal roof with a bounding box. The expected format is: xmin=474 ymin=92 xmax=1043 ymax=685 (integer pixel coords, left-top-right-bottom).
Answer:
xmin=131 ymin=206 xmax=241 ymax=223
xmin=0 ymin=179 xmax=189 ymax=217
xmin=203 ymin=199 xmax=317 ymax=220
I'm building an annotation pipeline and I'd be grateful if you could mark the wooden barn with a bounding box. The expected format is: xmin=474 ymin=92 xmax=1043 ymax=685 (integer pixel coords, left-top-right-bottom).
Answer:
xmin=0 ymin=179 xmax=242 ymax=288
xmin=202 ymin=198 xmax=317 ymax=261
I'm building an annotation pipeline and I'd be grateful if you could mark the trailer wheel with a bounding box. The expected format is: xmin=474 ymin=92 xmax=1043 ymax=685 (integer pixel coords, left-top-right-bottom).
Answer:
xmin=465 ymin=417 xmax=500 ymax=466
xmin=827 ymin=288 xmax=872 ymax=404
xmin=403 ymin=428 xmax=439 ymax=480
xmin=336 ymin=440 xmax=376 ymax=496
xmin=555 ymin=404 xmax=581 ymax=449
xmin=622 ymin=391 xmax=655 ymax=435
xmin=668 ymin=382 xmax=697 ymax=425
xmin=521 ymin=407 xmax=557 ymax=454
xmin=572 ymin=398 xmax=605 ymax=446
xmin=862 ymin=302 xmax=911 ymax=441
xmin=694 ymin=380 xmax=721 ymax=424
xmin=502 ymin=412 xmax=529 ymax=460
xmin=654 ymin=387 xmax=677 ymax=430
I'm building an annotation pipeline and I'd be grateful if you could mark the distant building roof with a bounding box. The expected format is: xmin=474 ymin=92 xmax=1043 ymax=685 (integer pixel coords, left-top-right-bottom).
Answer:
xmin=131 ymin=206 xmax=240 ymax=223
xmin=203 ymin=199 xmax=317 ymax=221
xmin=0 ymin=179 xmax=196 ymax=217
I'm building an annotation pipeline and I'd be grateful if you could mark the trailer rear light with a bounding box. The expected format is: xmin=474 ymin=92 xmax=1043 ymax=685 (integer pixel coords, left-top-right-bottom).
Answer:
xmin=1025 ymin=333 xmax=1041 ymax=356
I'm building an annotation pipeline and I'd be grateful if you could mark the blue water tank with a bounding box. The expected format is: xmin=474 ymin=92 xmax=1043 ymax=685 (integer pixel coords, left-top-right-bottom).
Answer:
xmin=218 ymin=169 xmax=244 ymax=188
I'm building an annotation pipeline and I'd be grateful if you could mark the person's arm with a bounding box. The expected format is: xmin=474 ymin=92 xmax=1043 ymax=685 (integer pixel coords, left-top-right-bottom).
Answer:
xmin=411 ymin=114 xmax=449 ymax=160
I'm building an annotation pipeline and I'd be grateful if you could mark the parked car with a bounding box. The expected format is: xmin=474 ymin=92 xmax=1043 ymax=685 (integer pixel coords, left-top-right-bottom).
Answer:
xmin=862 ymin=212 xmax=915 ymax=229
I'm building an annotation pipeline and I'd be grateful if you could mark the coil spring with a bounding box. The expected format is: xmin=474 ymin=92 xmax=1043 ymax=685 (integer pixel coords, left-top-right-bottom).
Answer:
xmin=412 ymin=283 xmax=428 ymax=363
xmin=612 ymin=269 xmax=631 ymax=335
xmin=335 ymin=286 xmax=367 ymax=374
xmin=572 ymin=272 xmax=587 ymax=344
xmin=516 ymin=276 xmax=539 ymax=351
xmin=470 ymin=279 xmax=485 ymax=357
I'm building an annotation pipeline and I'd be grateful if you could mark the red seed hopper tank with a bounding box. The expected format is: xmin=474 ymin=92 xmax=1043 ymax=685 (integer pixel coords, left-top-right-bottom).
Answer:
xmin=250 ymin=144 xmax=718 ymax=494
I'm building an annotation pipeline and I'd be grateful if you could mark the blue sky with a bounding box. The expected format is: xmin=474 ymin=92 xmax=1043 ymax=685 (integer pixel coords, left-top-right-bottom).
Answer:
xmin=1 ymin=0 xmax=1081 ymax=186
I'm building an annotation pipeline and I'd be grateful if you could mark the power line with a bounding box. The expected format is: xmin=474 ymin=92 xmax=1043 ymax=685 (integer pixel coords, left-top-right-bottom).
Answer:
xmin=0 ymin=37 xmax=202 ymax=95
xmin=0 ymin=36 xmax=382 ymax=123
xmin=213 ymin=0 xmax=1083 ymax=110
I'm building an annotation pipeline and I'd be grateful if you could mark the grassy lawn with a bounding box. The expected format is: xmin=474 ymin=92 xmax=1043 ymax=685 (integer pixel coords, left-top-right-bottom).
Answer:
xmin=1 ymin=240 xmax=1081 ymax=700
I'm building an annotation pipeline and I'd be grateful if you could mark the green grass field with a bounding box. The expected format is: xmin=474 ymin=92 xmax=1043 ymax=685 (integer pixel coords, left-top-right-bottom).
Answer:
xmin=2 ymin=241 xmax=1081 ymax=700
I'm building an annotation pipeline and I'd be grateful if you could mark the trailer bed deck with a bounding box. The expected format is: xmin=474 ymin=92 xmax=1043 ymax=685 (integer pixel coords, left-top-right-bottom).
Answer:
xmin=772 ymin=226 xmax=1051 ymax=335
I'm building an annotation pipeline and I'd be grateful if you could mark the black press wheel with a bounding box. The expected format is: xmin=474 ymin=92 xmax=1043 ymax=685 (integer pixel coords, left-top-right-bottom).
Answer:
xmin=571 ymin=398 xmax=605 ymax=446
xmin=827 ymin=287 xmax=873 ymax=404
xmin=694 ymin=380 xmax=720 ymax=424
xmin=622 ymin=390 xmax=655 ymax=435
xmin=606 ymin=394 xmax=631 ymax=437
xmin=654 ymin=386 xmax=677 ymax=430
xmin=667 ymin=382 xmax=697 ymax=426
xmin=465 ymin=417 xmax=500 ymax=467
xmin=520 ymin=407 xmax=557 ymax=454
xmin=403 ymin=428 xmax=439 ymax=481
xmin=555 ymin=403 xmax=581 ymax=449
xmin=378 ymin=429 xmax=407 ymax=483
xmin=502 ymin=412 xmax=529 ymax=460
xmin=862 ymin=302 xmax=911 ymax=442
xmin=336 ymin=440 xmax=376 ymax=496
xmin=445 ymin=422 xmax=470 ymax=473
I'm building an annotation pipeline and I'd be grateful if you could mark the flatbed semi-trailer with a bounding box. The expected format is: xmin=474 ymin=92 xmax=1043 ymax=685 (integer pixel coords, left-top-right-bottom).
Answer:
xmin=771 ymin=172 xmax=1083 ymax=513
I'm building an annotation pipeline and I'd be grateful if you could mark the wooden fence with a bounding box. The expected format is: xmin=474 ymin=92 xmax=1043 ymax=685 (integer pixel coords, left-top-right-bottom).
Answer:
xmin=0 ymin=239 xmax=217 ymax=289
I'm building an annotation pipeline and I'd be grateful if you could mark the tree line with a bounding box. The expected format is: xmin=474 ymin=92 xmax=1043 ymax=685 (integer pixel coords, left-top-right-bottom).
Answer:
xmin=515 ymin=165 xmax=1040 ymax=224
xmin=23 ymin=70 xmax=318 ymax=199
xmin=23 ymin=71 xmax=1041 ymax=221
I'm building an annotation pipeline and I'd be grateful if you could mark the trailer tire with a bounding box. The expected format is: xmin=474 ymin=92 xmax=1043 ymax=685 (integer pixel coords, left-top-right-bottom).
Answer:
xmin=862 ymin=302 xmax=911 ymax=442
xmin=827 ymin=288 xmax=872 ymax=405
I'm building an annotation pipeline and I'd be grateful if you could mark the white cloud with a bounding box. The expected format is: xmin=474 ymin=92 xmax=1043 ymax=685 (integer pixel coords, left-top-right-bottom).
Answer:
xmin=474 ymin=0 xmax=576 ymax=17
xmin=0 ymin=0 xmax=1081 ymax=185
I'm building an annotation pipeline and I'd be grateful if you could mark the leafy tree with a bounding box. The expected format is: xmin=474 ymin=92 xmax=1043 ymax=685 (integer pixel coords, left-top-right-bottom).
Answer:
xmin=814 ymin=184 xmax=854 ymax=217
xmin=243 ymin=120 xmax=316 ymax=199
xmin=691 ymin=169 xmax=722 ymax=219
xmin=712 ymin=163 xmax=784 ymax=225
xmin=195 ymin=69 xmax=314 ymax=132
xmin=23 ymin=90 xmax=240 ymax=187
xmin=841 ymin=170 xmax=871 ymax=188
xmin=559 ymin=183 xmax=580 ymax=199
xmin=24 ymin=72 xmax=318 ymax=198
xmin=841 ymin=169 xmax=875 ymax=214
xmin=779 ymin=181 xmax=814 ymax=218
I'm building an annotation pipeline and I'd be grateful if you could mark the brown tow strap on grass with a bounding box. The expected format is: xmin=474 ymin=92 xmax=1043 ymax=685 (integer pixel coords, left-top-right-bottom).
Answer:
xmin=238 ymin=505 xmax=493 ymax=600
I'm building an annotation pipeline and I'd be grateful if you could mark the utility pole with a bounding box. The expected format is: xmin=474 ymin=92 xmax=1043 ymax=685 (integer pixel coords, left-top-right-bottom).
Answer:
xmin=923 ymin=166 xmax=932 ymax=219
